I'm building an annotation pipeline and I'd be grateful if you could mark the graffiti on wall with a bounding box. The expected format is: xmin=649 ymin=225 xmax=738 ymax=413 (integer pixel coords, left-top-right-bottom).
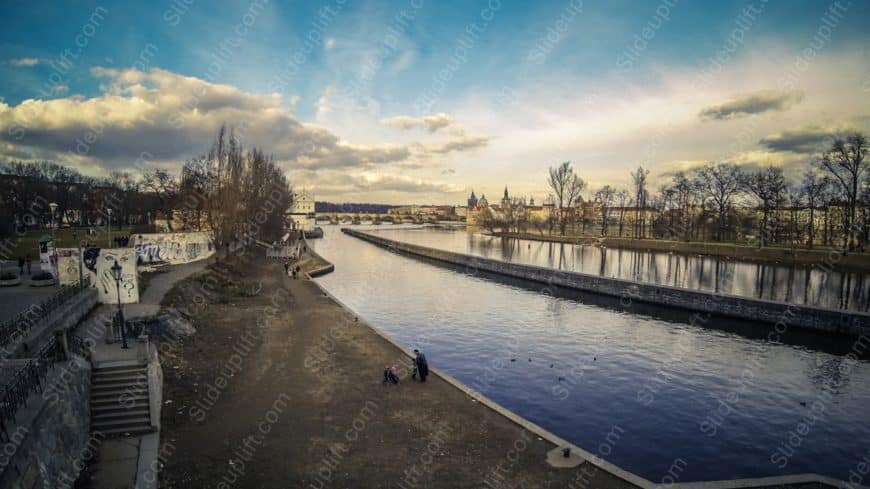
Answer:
xmin=82 ymin=247 xmax=140 ymax=304
xmin=131 ymin=232 xmax=214 ymax=265
xmin=56 ymin=248 xmax=81 ymax=286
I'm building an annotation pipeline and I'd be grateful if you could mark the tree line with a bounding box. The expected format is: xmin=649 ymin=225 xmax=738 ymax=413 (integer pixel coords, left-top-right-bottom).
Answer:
xmin=485 ymin=132 xmax=869 ymax=251
xmin=0 ymin=126 xmax=292 ymax=249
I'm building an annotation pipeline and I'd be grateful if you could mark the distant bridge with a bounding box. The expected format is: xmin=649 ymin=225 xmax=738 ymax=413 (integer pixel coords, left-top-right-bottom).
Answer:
xmin=315 ymin=212 xmax=438 ymax=225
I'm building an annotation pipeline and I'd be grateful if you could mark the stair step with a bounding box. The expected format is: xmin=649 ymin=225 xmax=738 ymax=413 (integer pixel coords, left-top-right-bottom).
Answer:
xmin=94 ymin=425 xmax=155 ymax=437
xmin=93 ymin=364 xmax=147 ymax=374
xmin=92 ymin=377 xmax=149 ymax=388
xmin=92 ymin=415 xmax=151 ymax=429
xmin=91 ymin=401 xmax=149 ymax=412
xmin=91 ymin=390 xmax=148 ymax=404
xmin=91 ymin=372 xmax=148 ymax=382
xmin=93 ymin=408 xmax=150 ymax=421
xmin=91 ymin=391 xmax=148 ymax=400
xmin=92 ymin=385 xmax=148 ymax=394
xmin=94 ymin=365 xmax=147 ymax=374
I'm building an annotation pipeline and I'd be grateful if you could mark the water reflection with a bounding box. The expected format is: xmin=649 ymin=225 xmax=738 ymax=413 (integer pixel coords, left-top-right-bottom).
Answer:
xmin=312 ymin=226 xmax=870 ymax=482
xmin=376 ymin=228 xmax=870 ymax=311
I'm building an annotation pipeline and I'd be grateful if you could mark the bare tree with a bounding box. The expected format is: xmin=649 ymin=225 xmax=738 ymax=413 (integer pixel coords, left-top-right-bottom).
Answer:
xmin=820 ymin=132 xmax=868 ymax=250
xmin=694 ymin=162 xmax=742 ymax=241
xmin=615 ymin=189 xmax=632 ymax=237
xmin=742 ymin=165 xmax=786 ymax=247
xmin=547 ymin=161 xmax=586 ymax=235
xmin=594 ymin=185 xmax=616 ymax=236
xmin=142 ymin=169 xmax=179 ymax=231
xmin=800 ymin=169 xmax=829 ymax=249
xmin=630 ymin=165 xmax=650 ymax=239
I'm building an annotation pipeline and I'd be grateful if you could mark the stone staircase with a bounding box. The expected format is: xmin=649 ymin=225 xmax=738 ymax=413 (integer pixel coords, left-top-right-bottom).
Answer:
xmin=90 ymin=363 xmax=153 ymax=437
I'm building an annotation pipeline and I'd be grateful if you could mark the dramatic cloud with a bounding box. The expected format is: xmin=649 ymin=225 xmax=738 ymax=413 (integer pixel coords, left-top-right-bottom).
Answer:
xmin=699 ymin=90 xmax=804 ymax=121
xmin=0 ymin=68 xmax=416 ymax=173
xmin=758 ymin=126 xmax=844 ymax=154
xmin=10 ymin=57 xmax=40 ymax=67
xmin=381 ymin=113 xmax=453 ymax=133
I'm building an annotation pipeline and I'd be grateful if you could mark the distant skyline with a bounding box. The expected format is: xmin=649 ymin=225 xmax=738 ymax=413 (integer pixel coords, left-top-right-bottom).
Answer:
xmin=1 ymin=0 xmax=869 ymax=204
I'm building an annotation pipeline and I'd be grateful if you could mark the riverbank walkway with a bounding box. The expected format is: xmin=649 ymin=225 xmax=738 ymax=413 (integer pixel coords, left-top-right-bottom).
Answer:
xmin=154 ymin=249 xmax=857 ymax=488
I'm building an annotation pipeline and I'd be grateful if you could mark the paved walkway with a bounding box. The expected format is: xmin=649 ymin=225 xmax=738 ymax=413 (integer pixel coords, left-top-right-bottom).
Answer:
xmin=126 ymin=258 xmax=213 ymax=320
xmin=77 ymin=256 xmax=213 ymax=489
xmin=0 ymin=274 xmax=59 ymax=319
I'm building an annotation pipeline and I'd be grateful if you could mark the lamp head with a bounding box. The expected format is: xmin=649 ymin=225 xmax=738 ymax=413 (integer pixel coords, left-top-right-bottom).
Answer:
xmin=111 ymin=260 xmax=122 ymax=281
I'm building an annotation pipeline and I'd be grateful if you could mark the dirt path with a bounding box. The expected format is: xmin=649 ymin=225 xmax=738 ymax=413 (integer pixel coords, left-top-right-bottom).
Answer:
xmin=157 ymin=252 xmax=632 ymax=489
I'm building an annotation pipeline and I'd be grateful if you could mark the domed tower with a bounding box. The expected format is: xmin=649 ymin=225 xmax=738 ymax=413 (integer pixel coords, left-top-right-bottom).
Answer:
xmin=478 ymin=193 xmax=488 ymax=208
xmin=502 ymin=186 xmax=510 ymax=208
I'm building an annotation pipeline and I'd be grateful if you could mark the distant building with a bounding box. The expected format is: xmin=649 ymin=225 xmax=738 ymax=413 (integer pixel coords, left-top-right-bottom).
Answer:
xmin=287 ymin=189 xmax=316 ymax=231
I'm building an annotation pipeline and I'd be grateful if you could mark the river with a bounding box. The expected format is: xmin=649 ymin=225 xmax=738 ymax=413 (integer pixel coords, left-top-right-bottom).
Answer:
xmin=310 ymin=225 xmax=870 ymax=482
xmin=373 ymin=226 xmax=869 ymax=312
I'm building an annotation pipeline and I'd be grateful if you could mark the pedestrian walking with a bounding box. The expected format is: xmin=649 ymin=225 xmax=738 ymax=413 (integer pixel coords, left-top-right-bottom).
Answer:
xmin=414 ymin=349 xmax=429 ymax=382
xmin=17 ymin=256 xmax=24 ymax=275
xmin=283 ymin=261 xmax=290 ymax=276
xmin=25 ymin=258 xmax=31 ymax=275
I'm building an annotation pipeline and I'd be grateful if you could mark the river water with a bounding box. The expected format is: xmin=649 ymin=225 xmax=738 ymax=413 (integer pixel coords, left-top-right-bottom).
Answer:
xmin=373 ymin=226 xmax=869 ymax=312
xmin=311 ymin=225 xmax=870 ymax=482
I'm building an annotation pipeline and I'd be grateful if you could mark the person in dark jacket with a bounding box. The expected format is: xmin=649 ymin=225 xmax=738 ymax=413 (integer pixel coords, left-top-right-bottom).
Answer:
xmin=414 ymin=349 xmax=428 ymax=382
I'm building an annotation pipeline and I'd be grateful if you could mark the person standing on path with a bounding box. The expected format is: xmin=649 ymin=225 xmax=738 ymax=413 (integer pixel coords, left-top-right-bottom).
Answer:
xmin=283 ymin=261 xmax=290 ymax=276
xmin=25 ymin=258 xmax=31 ymax=275
xmin=414 ymin=349 xmax=428 ymax=382
xmin=18 ymin=256 xmax=24 ymax=275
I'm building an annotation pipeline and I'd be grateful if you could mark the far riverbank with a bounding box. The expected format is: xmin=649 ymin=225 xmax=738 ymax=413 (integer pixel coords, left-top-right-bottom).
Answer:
xmin=489 ymin=231 xmax=870 ymax=273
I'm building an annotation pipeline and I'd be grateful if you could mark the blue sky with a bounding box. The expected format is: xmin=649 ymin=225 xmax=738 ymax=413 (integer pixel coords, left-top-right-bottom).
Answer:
xmin=1 ymin=0 xmax=869 ymax=203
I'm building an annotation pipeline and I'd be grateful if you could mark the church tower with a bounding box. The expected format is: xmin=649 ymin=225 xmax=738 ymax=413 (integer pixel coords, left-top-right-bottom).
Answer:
xmin=468 ymin=190 xmax=478 ymax=209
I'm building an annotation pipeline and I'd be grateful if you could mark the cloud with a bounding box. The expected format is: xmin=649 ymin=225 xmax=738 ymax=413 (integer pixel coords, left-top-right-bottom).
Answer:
xmin=290 ymin=169 xmax=460 ymax=199
xmin=10 ymin=57 xmax=40 ymax=67
xmin=380 ymin=113 xmax=453 ymax=133
xmin=315 ymin=85 xmax=337 ymax=119
xmin=425 ymin=132 xmax=490 ymax=154
xmin=758 ymin=126 xmax=846 ymax=154
xmin=0 ymin=68 xmax=416 ymax=173
xmin=699 ymin=89 xmax=804 ymax=121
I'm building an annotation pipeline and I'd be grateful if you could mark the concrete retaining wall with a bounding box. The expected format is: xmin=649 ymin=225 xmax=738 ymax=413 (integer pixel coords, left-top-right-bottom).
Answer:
xmin=0 ymin=357 xmax=92 ymax=489
xmin=131 ymin=232 xmax=214 ymax=265
xmin=343 ymin=228 xmax=870 ymax=336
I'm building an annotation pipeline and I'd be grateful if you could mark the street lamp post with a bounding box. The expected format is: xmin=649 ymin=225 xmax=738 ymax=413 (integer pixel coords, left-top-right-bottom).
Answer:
xmin=49 ymin=202 xmax=58 ymax=278
xmin=107 ymin=208 xmax=113 ymax=248
xmin=111 ymin=260 xmax=128 ymax=349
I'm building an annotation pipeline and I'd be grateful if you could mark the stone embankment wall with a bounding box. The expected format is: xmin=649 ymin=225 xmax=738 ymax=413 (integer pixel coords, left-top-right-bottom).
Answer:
xmin=0 ymin=357 xmax=92 ymax=489
xmin=343 ymin=228 xmax=870 ymax=336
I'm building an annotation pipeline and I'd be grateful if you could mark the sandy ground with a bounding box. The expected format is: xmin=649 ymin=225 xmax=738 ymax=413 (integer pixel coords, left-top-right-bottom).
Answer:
xmin=156 ymin=250 xmax=634 ymax=489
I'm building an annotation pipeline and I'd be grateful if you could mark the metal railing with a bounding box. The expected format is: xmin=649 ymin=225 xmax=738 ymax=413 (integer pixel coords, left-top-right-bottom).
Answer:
xmin=0 ymin=337 xmax=62 ymax=441
xmin=0 ymin=276 xmax=91 ymax=349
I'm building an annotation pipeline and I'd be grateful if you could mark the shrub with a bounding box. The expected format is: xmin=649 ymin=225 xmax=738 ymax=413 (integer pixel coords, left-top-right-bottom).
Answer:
xmin=0 ymin=272 xmax=17 ymax=280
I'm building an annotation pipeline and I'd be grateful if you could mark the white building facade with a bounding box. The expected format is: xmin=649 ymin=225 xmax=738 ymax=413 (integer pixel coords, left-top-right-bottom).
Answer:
xmin=287 ymin=190 xmax=316 ymax=231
